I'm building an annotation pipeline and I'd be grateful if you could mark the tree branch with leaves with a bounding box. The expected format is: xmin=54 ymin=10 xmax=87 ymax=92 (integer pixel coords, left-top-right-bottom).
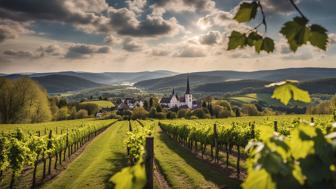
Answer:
xmin=228 ymin=0 xmax=329 ymax=53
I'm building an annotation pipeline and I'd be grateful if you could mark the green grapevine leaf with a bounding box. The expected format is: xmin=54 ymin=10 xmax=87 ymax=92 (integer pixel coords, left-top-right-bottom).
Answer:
xmin=261 ymin=37 xmax=275 ymax=53
xmin=234 ymin=2 xmax=258 ymax=23
xmin=228 ymin=31 xmax=246 ymax=50
xmin=267 ymin=81 xmax=311 ymax=105
xmin=247 ymin=32 xmax=262 ymax=47
xmin=289 ymin=128 xmax=315 ymax=159
xmin=309 ymin=24 xmax=328 ymax=50
xmin=280 ymin=17 xmax=309 ymax=52
xmin=110 ymin=160 xmax=146 ymax=189
xmin=242 ymin=169 xmax=276 ymax=189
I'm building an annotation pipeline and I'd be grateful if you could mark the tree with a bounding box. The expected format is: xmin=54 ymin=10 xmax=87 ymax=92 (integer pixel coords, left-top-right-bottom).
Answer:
xmin=191 ymin=108 xmax=210 ymax=119
xmin=228 ymin=0 xmax=328 ymax=54
xmin=75 ymin=109 xmax=89 ymax=119
xmin=56 ymin=107 xmax=69 ymax=120
xmin=143 ymin=100 xmax=149 ymax=111
xmin=78 ymin=103 xmax=99 ymax=116
xmin=241 ymin=104 xmax=259 ymax=116
xmin=132 ymin=107 xmax=148 ymax=120
xmin=156 ymin=104 xmax=162 ymax=113
xmin=0 ymin=77 xmax=52 ymax=123
xmin=58 ymin=98 xmax=67 ymax=108
xmin=177 ymin=109 xmax=187 ymax=118
xmin=148 ymin=107 xmax=157 ymax=118
xmin=166 ymin=111 xmax=177 ymax=119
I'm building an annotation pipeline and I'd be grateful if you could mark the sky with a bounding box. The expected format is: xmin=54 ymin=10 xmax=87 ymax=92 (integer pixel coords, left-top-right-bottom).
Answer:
xmin=0 ymin=0 xmax=336 ymax=74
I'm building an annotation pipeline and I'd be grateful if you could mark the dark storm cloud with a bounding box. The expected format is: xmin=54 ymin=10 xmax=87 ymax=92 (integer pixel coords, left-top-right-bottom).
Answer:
xmin=0 ymin=0 xmax=182 ymax=39
xmin=98 ymin=7 xmax=181 ymax=37
xmin=65 ymin=44 xmax=111 ymax=58
xmin=118 ymin=15 xmax=180 ymax=37
xmin=0 ymin=0 xmax=107 ymax=24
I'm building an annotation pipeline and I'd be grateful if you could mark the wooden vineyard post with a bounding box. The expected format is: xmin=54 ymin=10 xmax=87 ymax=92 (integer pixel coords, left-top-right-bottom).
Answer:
xmin=47 ymin=130 xmax=53 ymax=176
xmin=274 ymin=121 xmax=278 ymax=132
xmin=251 ymin=123 xmax=255 ymax=138
xmin=33 ymin=130 xmax=41 ymax=188
xmin=127 ymin=120 xmax=132 ymax=157
xmin=311 ymin=117 xmax=315 ymax=124
xmin=64 ymin=129 xmax=69 ymax=161
xmin=213 ymin=124 xmax=219 ymax=163
xmin=237 ymin=145 xmax=240 ymax=179
xmin=145 ymin=137 xmax=154 ymax=189
xmin=67 ymin=129 xmax=71 ymax=159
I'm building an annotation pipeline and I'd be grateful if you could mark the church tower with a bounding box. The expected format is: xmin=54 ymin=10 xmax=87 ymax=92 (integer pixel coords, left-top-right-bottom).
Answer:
xmin=185 ymin=75 xmax=193 ymax=108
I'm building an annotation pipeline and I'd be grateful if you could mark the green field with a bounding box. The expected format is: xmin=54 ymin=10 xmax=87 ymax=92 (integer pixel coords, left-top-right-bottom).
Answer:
xmin=80 ymin=100 xmax=115 ymax=108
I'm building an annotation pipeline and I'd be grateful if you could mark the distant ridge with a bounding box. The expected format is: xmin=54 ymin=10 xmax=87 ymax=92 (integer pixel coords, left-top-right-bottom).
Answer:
xmin=3 ymin=70 xmax=177 ymax=85
xmin=32 ymin=75 xmax=103 ymax=93
xmin=134 ymin=68 xmax=336 ymax=92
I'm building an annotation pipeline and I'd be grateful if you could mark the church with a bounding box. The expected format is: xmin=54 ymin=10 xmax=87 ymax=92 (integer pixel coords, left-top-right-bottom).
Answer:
xmin=159 ymin=76 xmax=194 ymax=109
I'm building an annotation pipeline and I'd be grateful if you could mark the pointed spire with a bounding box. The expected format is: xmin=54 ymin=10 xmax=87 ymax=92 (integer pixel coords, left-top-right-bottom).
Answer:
xmin=186 ymin=74 xmax=191 ymax=94
xmin=172 ymin=88 xmax=175 ymax=95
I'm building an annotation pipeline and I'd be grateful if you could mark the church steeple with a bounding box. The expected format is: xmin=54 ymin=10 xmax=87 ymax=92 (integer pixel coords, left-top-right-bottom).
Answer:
xmin=185 ymin=74 xmax=191 ymax=94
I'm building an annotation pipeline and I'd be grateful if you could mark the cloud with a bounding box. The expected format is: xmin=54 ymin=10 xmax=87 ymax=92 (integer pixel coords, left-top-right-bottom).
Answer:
xmin=3 ymin=49 xmax=35 ymax=58
xmin=153 ymin=0 xmax=216 ymax=13
xmin=0 ymin=0 xmax=108 ymax=24
xmin=127 ymin=0 xmax=147 ymax=13
xmin=65 ymin=44 xmax=111 ymax=58
xmin=261 ymin=0 xmax=300 ymax=14
xmin=122 ymin=38 xmax=145 ymax=52
xmin=37 ymin=44 xmax=64 ymax=56
xmin=150 ymin=48 xmax=171 ymax=56
xmin=105 ymin=7 xmax=182 ymax=37
xmin=0 ymin=19 xmax=30 ymax=42
xmin=199 ymin=31 xmax=221 ymax=45
xmin=104 ymin=35 xmax=122 ymax=45
xmin=197 ymin=10 xmax=233 ymax=28
xmin=173 ymin=44 xmax=206 ymax=57
xmin=328 ymin=33 xmax=336 ymax=45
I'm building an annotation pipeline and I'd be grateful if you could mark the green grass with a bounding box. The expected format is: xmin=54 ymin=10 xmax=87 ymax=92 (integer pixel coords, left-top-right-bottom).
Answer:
xmin=80 ymin=100 xmax=115 ymax=108
xmin=0 ymin=119 xmax=114 ymax=134
xmin=149 ymin=121 xmax=241 ymax=189
xmin=42 ymin=121 xmax=128 ymax=189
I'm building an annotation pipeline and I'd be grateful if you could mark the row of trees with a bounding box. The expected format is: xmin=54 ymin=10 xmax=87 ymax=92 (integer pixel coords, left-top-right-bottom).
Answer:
xmin=118 ymin=99 xmax=275 ymax=120
xmin=0 ymin=77 xmax=106 ymax=124
xmin=306 ymin=96 xmax=336 ymax=114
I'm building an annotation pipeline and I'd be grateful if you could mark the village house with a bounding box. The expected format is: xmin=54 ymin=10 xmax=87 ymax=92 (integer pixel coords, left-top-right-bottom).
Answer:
xmin=117 ymin=98 xmax=144 ymax=111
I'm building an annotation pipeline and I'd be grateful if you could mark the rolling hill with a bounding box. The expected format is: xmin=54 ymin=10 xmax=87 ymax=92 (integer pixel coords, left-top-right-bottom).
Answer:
xmin=3 ymin=70 xmax=177 ymax=85
xmin=194 ymin=80 xmax=269 ymax=93
xmin=134 ymin=68 xmax=336 ymax=92
xmin=32 ymin=75 xmax=103 ymax=93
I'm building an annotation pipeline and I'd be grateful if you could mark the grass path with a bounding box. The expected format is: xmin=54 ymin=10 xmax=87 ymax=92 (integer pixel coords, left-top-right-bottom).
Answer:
xmin=153 ymin=122 xmax=241 ymax=189
xmin=43 ymin=121 xmax=128 ymax=189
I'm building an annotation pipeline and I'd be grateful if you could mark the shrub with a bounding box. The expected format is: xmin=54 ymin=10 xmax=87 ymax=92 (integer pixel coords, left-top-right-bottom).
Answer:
xmin=75 ymin=109 xmax=89 ymax=119
xmin=166 ymin=111 xmax=177 ymax=119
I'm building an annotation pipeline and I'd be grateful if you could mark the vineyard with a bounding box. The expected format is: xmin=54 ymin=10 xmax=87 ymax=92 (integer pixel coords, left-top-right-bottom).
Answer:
xmin=0 ymin=115 xmax=335 ymax=189
xmin=0 ymin=119 xmax=117 ymax=189
xmin=158 ymin=115 xmax=336 ymax=188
